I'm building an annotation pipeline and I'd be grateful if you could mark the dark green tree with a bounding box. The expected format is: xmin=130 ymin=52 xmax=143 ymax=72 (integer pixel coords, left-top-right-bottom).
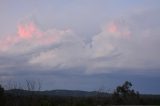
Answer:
xmin=112 ymin=81 xmax=141 ymax=104
xmin=0 ymin=84 xmax=5 ymax=105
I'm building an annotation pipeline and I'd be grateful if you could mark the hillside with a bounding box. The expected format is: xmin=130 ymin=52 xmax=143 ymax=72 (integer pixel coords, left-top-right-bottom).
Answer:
xmin=5 ymin=89 xmax=107 ymax=97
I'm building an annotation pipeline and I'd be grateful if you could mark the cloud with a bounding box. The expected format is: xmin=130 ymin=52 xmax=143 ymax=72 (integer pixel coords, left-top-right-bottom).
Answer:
xmin=0 ymin=21 xmax=73 ymax=54
xmin=29 ymin=32 xmax=90 ymax=70
xmin=88 ymin=18 xmax=160 ymax=72
xmin=1 ymin=10 xmax=160 ymax=75
xmin=18 ymin=22 xmax=42 ymax=39
xmin=106 ymin=21 xmax=131 ymax=39
xmin=25 ymin=16 xmax=160 ymax=74
xmin=27 ymin=20 xmax=131 ymax=71
xmin=27 ymin=18 xmax=160 ymax=74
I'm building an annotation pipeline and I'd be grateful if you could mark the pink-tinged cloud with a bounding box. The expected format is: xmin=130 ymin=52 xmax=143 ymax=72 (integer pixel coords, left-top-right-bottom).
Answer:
xmin=106 ymin=22 xmax=131 ymax=39
xmin=0 ymin=21 xmax=72 ymax=53
xmin=18 ymin=22 xmax=42 ymax=39
xmin=0 ymin=36 xmax=20 ymax=52
xmin=107 ymin=22 xmax=118 ymax=33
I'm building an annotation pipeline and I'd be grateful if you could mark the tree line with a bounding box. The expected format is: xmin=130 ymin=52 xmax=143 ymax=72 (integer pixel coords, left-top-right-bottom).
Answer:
xmin=0 ymin=81 xmax=160 ymax=106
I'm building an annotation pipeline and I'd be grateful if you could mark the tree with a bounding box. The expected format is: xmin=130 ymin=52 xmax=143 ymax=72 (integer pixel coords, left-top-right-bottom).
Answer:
xmin=25 ymin=79 xmax=42 ymax=91
xmin=112 ymin=81 xmax=141 ymax=104
xmin=0 ymin=84 xmax=5 ymax=105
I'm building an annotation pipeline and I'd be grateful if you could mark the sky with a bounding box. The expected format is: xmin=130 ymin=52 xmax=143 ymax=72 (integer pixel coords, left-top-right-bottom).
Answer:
xmin=0 ymin=0 xmax=160 ymax=94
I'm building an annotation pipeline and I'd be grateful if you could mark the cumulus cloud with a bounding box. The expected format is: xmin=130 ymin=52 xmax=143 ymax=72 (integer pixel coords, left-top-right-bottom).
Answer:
xmin=88 ymin=19 xmax=160 ymax=72
xmin=1 ymin=13 xmax=160 ymax=74
xmin=105 ymin=21 xmax=131 ymax=39
xmin=28 ymin=20 xmax=132 ymax=71
xmin=18 ymin=22 xmax=42 ymax=39
xmin=29 ymin=30 xmax=90 ymax=70
xmin=28 ymin=18 xmax=160 ymax=73
xmin=0 ymin=21 xmax=73 ymax=54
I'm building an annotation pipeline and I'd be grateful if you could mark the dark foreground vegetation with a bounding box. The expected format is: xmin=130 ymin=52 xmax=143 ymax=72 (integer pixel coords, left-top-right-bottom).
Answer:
xmin=0 ymin=81 xmax=160 ymax=106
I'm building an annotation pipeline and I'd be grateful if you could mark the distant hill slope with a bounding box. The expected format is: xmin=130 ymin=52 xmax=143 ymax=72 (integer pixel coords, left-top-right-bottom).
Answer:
xmin=5 ymin=89 xmax=108 ymax=97
xmin=5 ymin=89 xmax=160 ymax=98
